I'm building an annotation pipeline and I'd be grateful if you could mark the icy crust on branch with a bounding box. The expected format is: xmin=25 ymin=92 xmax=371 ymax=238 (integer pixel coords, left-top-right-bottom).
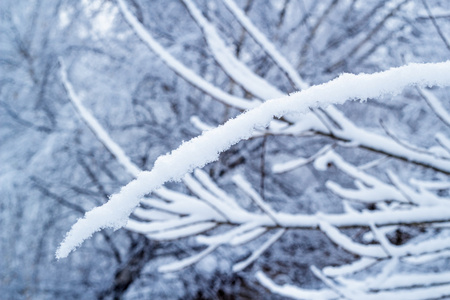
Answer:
xmin=56 ymin=61 xmax=450 ymax=259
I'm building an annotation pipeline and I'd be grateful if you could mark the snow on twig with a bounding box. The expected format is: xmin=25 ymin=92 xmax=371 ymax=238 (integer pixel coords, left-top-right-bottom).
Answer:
xmin=232 ymin=174 xmax=280 ymax=225
xmin=357 ymin=156 xmax=389 ymax=170
xmin=410 ymin=177 xmax=450 ymax=190
xmin=270 ymin=101 xmax=450 ymax=176
xmin=182 ymin=0 xmax=283 ymax=100
xmin=158 ymin=244 xmax=219 ymax=273
xmin=60 ymin=60 xmax=222 ymax=248
xmin=436 ymin=132 xmax=450 ymax=153
xmin=59 ymin=60 xmax=141 ymax=178
xmin=232 ymin=229 xmax=285 ymax=272
xmin=322 ymin=257 xmax=377 ymax=277
xmin=314 ymin=150 xmax=408 ymax=203
xmin=59 ymin=55 xmax=450 ymax=291
xmin=419 ymin=88 xmax=450 ymax=127
xmin=351 ymin=270 xmax=450 ymax=290
xmin=183 ymin=173 xmax=234 ymax=222
xmin=323 ymin=105 xmax=450 ymax=174
xmin=369 ymin=222 xmax=396 ymax=257
xmin=116 ymin=0 xmax=259 ymax=110
xmin=260 ymin=265 xmax=450 ymax=300
xmin=196 ymin=222 xmax=262 ymax=246
xmin=310 ymin=265 xmax=353 ymax=299
xmin=387 ymin=170 xmax=450 ymax=207
xmin=221 ymin=0 xmax=309 ymax=90
xmin=256 ymin=271 xmax=337 ymax=300
xmin=272 ymin=144 xmax=335 ymax=174
xmin=319 ymin=221 xmax=387 ymax=258
xmin=357 ymin=257 xmax=399 ymax=291
xmin=57 ymin=60 xmax=450 ymax=258
xmin=404 ymin=249 xmax=450 ymax=264
xmin=145 ymin=222 xmax=217 ymax=241
xmin=229 ymin=227 xmax=267 ymax=246
xmin=379 ymin=118 xmax=440 ymax=156
xmin=193 ymin=169 xmax=240 ymax=209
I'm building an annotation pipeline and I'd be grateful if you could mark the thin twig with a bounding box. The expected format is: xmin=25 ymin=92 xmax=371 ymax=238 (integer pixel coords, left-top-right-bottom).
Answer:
xmin=421 ymin=0 xmax=450 ymax=52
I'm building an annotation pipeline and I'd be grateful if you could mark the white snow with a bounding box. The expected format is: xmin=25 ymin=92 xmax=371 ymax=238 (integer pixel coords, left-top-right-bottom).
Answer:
xmin=116 ymin=0 xmax=259 ymax=110
xmin=57 ymin=60 xmax=450 ymax=259
xmin=232 ymin=229 xmax=285 ymax=272
xmin=410 ymin=178 xmax=450 ymax=190
xmin=229 ymin=227 xmax=267 ymax=246
xmin=319 ymin=221 xmax=387 ymax=258
xmin=376 ymin=271 xmax=450 ymax=289
xmin=232 ymin=174 xmax=280 ymax=225
xmin=158 ymin=244 xmax=219 ymax=273
xmin=273 ymin=145 xmax=332 ymax=174
xmin=419 ymin=88 xmax=450 ymax=125
xmin=256 ymin=271 xmax=337 ymax=300
xmin=222 ymin=0 xmax=309 ymax=90
xmin=314 ymin=150 xmax=408 ymax=203
xmin=193 ymin=169 xmax=240 ymax=209
xmin=60 ymin=60 xmax=141 ymax=178
xmin=322 ymin=105 xmax=450 ymax=173
xmin=182 ymin=0 xmax=283 ymax=100
xmin=405 ymin=249 xmax=450 ymax=264
xmin=146 ymin=222 xmax=217 ymax=241
xmin=436 ymin=132 xmax=450 ymax=152
xmin=322 ymin=257 xmax=377 ymax=277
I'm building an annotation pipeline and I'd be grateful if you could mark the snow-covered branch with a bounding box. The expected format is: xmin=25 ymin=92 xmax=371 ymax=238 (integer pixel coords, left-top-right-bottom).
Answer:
xmin=60 ymin=54 xmax=450 ymax=299
xmin=116 ymin=0 xmax=259 ymax=110
xmin=181 ymin=0 xmax=283 ymax=100
xmin=60 ymin=60 xmax=141 ymax=178
xmin=57 ymin=60 xmax=450 ymax=259
xmin=221 ymin=0 xmax=309 ymax=90
xmin=274 ymin=105 xmax=450 ymax=175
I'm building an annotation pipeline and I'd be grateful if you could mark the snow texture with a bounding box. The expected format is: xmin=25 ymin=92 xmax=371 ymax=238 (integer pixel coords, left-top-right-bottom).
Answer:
xmin=57 ymin=60 xmax=450 ymax=259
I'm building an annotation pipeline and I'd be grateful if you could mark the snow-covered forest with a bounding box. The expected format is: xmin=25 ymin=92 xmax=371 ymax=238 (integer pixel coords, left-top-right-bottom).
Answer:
xmin=2 ymin=0 xmax=450 ymax=299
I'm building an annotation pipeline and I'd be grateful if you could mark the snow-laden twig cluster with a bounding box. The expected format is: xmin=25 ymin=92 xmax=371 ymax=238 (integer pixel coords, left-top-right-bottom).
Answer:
xmin=57 ymin=0 xmax=450 ymax=298
xmin=60 ymin=58 xmax=450 ymax=296
xmin=57 ymin=58 xmax=450 ymax=259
